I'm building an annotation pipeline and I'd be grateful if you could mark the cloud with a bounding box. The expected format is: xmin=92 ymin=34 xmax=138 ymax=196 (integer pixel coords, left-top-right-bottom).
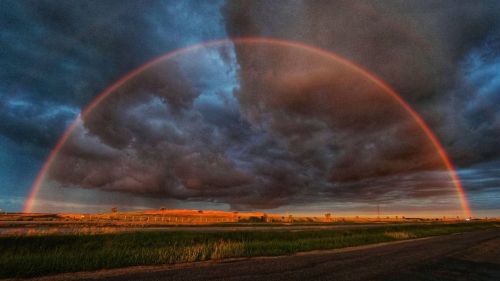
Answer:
xmin=0 ymin=0 xmax=228 ymax=211
xmin=225 ymin=1 xmax=500 ymax=98
xmin=222 ymin=1 xmax=500 ymax=212
xmin=223 ymin=0 xmax=500 ymax=167
xmin=0 ymin=0 xmax=226 ymax=149
xmin=3 ymin=1 xmax=499 ymax=213
xmin=0 ymin=91 xmax=78 ymax=148
xmin=44 ymin=42 xmax=457 ymax=210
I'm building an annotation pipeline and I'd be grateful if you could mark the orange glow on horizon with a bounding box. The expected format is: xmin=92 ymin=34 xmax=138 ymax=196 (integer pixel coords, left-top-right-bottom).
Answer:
xmin=24 ymin=38 xmax=472 ymax=218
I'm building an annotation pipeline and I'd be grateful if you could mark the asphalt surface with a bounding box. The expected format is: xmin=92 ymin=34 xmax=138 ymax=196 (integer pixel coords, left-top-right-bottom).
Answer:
xmin=28 ymin=229 xmax=500 ymax=281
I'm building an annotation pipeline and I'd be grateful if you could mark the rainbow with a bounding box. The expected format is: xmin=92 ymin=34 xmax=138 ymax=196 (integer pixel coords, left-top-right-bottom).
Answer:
xmin=23 ymin=37 xmax=472 ymax=218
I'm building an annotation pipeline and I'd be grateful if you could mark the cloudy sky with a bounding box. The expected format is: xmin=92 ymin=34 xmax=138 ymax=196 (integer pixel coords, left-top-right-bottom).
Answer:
xmin=1 ymin=0 xmax=499 ymax=217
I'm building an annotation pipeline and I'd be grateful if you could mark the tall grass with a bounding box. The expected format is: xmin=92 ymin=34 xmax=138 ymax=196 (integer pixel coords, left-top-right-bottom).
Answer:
xmin=0 ymin=222 xmax=496 ymax=278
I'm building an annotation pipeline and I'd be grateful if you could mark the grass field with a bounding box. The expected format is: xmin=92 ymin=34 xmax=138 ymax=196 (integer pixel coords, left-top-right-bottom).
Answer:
xmin=0 ymin=222 xmax=498 ymax=279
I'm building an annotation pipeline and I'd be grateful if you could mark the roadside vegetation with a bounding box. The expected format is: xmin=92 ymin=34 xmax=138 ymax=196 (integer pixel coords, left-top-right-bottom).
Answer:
xmin=0 ymin=222 xmax=498 ymax=278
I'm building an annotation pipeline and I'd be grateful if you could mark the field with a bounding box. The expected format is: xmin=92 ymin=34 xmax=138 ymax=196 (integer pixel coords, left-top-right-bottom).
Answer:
xmin=1 ymin=209 xmax=473 ymax=225
xmin=1 ymin=221 xmax=498 ymax=279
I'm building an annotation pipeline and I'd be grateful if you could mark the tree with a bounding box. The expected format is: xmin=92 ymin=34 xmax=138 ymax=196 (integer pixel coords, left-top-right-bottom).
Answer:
xmin=262 ymin=213 xmax=268 ymax=222
xmin=325 ymin=213 xmax=332 ymax=222
xmin=111 ymin=207 xmax=118 ymax=213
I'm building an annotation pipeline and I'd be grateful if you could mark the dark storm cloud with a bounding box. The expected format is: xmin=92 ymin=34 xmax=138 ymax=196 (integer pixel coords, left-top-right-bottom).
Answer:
xmin=47 ymin=49 xmax=266 ymax=208
xmin=441 ymin=39 xmax=500 ymax=166
xmin=222 ymin=0 xmax=500 ymax=205
xmin=0 ymin=0 xmax=227 ymax=211
xmin=45 ymin=42 xmax=455 ymax=210
xmin=458 ymin=161 xmax=500 ymax=210
xmin=83 ymin=63 xmax=202 ymax=149
xmin=4 ymin=0 xmax=499 ymax=212
xmin=0 ymin=0 xmax=226 ymax=149
xmin=0 ymin=90 xmax=78 ymax=148
xmin=232 ymin=44 xmax=443 ymax=183
xmin=225 ymin=0 xmax=500 ymax=100
xmin=223 ymin=0 xmax=500 ymax=165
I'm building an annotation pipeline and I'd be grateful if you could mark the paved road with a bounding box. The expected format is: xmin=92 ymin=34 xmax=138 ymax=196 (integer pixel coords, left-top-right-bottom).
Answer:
xmin=32 ymin=229 xmax=500 ymax=281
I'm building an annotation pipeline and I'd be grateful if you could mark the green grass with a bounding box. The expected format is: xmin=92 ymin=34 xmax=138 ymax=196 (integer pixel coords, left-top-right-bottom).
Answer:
xmin=0 ymin=222 xmax=497 ymax=278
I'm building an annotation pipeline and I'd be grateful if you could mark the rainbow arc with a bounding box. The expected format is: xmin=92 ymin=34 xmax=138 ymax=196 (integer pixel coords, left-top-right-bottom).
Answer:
xmin=24 ymin=38 xmax=472 ymax=218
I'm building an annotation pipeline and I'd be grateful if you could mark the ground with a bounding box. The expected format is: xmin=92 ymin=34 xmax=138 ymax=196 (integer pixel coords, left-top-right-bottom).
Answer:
xmin=3 ymin=227 xmax=500 ymax=281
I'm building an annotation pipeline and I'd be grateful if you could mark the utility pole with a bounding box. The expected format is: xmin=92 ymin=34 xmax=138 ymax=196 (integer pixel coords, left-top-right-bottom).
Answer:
xmin=377 ymin=204 xmax=380 ymax=221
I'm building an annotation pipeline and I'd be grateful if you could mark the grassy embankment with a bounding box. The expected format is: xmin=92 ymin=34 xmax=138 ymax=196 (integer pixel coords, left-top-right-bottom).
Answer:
xmin=0 ymin=222 xmax=498 ymax=278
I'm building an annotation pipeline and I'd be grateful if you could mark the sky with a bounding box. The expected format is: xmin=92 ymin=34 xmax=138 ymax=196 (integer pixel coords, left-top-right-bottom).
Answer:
xmin=1 ymin=0 xmax=500 ymax=217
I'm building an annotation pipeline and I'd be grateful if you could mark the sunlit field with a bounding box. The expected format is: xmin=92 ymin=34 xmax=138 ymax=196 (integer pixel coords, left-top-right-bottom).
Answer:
xmin=1 ymin=222 xmax=498 ymax=279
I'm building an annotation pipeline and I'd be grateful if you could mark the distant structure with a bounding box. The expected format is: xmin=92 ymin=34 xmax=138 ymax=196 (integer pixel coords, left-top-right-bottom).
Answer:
xmin=325 ymin=213 xmax=332 ymax=222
